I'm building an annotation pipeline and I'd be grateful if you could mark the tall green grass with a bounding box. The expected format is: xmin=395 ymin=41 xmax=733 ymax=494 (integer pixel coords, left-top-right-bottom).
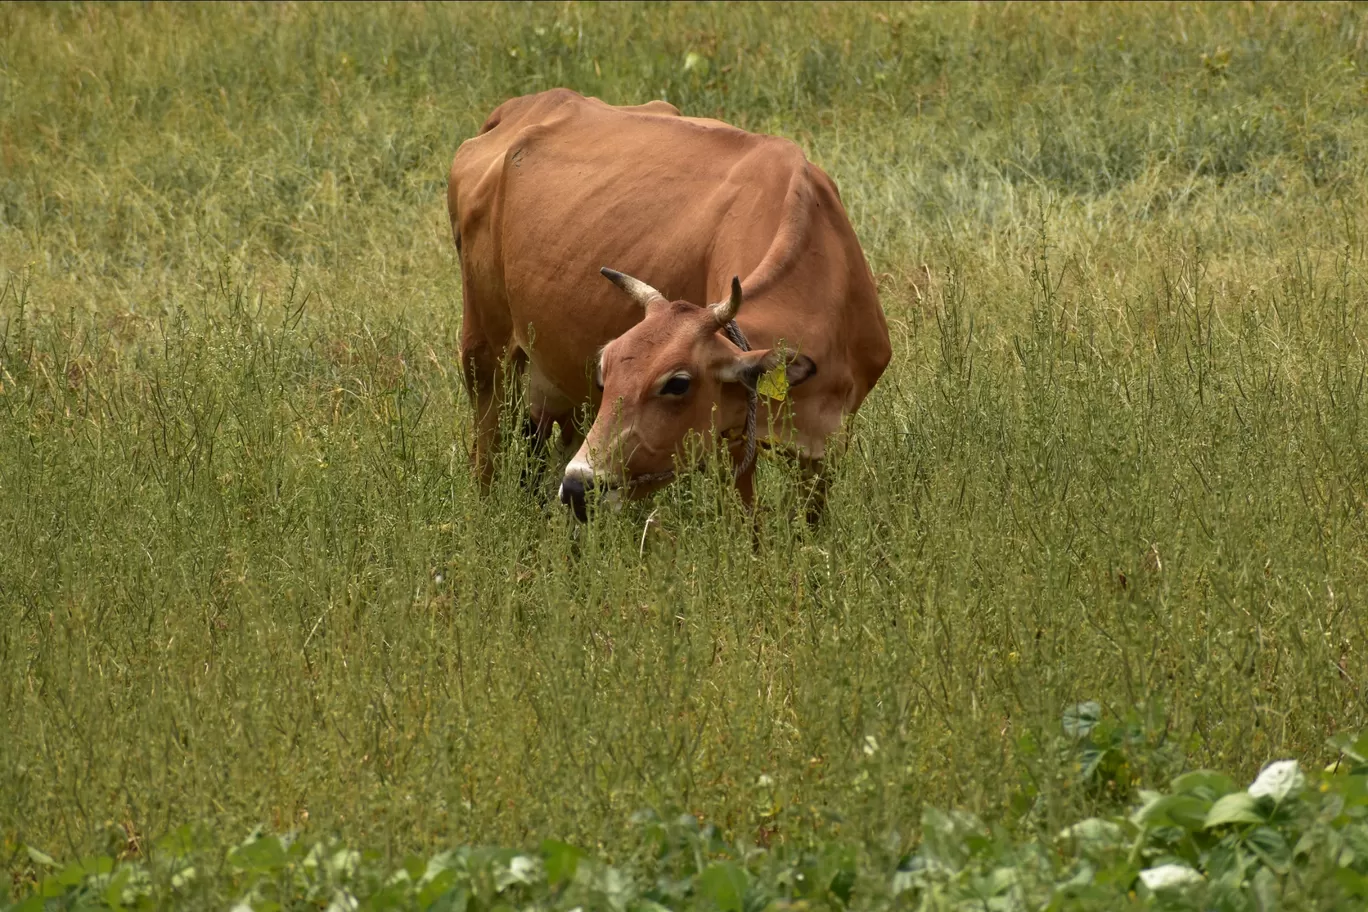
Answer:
xmin=2 ymin=0 xmax=1367 ymax=896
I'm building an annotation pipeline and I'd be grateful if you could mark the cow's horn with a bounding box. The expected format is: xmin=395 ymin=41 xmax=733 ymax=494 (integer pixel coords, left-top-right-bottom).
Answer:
xmin=709 ymin=276 xmax=743 ymax=325
xmin=600 ymin=267 xmax=665 ymax=308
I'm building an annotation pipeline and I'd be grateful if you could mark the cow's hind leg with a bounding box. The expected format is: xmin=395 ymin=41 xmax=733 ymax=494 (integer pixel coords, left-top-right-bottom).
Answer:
xmin=461 ymin=337 xmax=511 ymax=491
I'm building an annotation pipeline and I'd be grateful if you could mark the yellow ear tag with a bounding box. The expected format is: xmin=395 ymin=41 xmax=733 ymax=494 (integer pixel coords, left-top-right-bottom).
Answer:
xmin=756 ymin=363 xmax=789 ymax=401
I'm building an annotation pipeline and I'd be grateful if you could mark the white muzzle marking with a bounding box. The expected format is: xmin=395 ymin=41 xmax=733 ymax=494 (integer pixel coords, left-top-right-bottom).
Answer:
xmin=559 ymin=454 xmax=594 ymax=502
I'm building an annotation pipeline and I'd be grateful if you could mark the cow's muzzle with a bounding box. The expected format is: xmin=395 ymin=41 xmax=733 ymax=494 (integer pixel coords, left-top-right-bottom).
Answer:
xmin=558 ymin=475 xmax=591 ymax=522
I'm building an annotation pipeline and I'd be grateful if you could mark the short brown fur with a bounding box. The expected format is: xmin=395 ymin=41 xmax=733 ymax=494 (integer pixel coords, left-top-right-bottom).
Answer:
xmin=447 ymin=89 xmax=891 ymax=515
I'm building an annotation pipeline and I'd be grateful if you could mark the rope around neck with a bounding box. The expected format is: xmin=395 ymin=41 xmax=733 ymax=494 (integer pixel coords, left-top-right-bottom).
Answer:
xmin=721 ymin=319 xmax=758 ymax=478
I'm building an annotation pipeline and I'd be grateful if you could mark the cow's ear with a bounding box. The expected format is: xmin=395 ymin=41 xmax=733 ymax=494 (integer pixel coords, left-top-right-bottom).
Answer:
xmin=782 ymin=352 xmax=818 ymax=387
xmin=718 ymin=348 xmax=817 ymax=391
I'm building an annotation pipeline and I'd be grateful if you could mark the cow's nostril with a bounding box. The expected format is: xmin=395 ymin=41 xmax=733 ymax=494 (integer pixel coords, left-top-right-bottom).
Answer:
xmin=559 ymin=475 xmax=589 ymax=502
xmin=559 ymin=475 xmax=592 ymax=522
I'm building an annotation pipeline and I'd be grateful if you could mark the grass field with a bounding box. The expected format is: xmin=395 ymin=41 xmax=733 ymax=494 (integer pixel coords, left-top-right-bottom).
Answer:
xmin=3 ymin=1 xmax=1368 ymax=907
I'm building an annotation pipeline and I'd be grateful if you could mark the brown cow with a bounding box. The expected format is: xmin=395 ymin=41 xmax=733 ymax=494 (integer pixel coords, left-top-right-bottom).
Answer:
xmin=447 ymin=89 xmax=890 ymax=521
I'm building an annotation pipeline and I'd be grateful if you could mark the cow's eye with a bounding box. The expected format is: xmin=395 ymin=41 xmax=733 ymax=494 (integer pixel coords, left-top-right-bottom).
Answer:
xmin=594 ymin=367 xmax=604 ymax=391
xmin=660 ymin=374 xmax=691 ymax=397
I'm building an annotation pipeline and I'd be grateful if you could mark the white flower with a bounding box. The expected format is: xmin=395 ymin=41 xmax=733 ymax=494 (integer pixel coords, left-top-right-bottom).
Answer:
xmin=1139 ymin=864 xmax=1203 ymax=890
xmin=1248 ymin=759 xmax=1304 ymax=801
xmin=494 ymin=854 xmax=541 ymax=891
xmin=757 ymin=774 xmax=774 ymax=787
xmin=863 ymin=735 xmax=879 ymax=756
xmin=1057 ymin=818 xmax=1124 ymax=849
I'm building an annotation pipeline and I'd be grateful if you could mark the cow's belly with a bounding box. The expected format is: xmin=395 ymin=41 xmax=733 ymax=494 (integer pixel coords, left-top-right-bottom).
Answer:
xmin=509 ymin=309 xmax=605 ymax=406
xmin=524 ymin=357 xmax=578 ymax=428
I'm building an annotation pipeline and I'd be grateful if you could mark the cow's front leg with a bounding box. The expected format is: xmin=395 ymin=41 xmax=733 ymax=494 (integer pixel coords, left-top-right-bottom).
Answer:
xmin=520 ymin=407 xmax=575 ymax=498
xmin=797 ymin=454 xmax=830 ymax=527
xmin=521 ymin=365 xmax=577 ymax=497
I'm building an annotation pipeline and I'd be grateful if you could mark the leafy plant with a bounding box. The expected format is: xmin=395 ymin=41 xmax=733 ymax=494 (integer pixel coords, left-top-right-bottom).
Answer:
xmin=8 ymin=733 xmax=1365 ymax=910
xmin=893 ymin=731 xmax=1368 ymax=911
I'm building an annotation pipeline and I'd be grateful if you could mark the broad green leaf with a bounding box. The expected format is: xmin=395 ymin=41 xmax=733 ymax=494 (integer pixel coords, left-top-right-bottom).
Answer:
xmin=1244 ymin=827 xmax=1290 ymax=874
xmin=1337 ymin=775 xmax=1368 ymax=808
xmin=1132 ymin=793 xmax=1209 ymax=830
xmin=919 ymin=807 xmax=979 ymax=871
xmin=1078 ymin=747 xmax=1106 ymax=780
xmin=1328 ymin=730 xmax=1368 ymax=764
xmin=1058 ymin=861 xmax=1096 ymax=890
xmin=104 ymin=867 xmax=132 ymax=909
xmin=978 ymin=866 xmax=1018 ymax=895
xmin=1251 ymin=867 xmax=1279 ymax=908
xmin=154 ymin=824 xmax=199 ymax=858
xmin=697 ymin=861 xmax=747 ymax=912
xmin=1133 ymin=790 xmax=1163 ymax=811
xmin=1091 ymin=856 xmax=1141 ymax=886
xmin=57 ymin=860 xmax=90 ymax=887
xmin=1336 ymin=866 xmax=1368 ymax=899
xmin=1342 ymin=825 xmax=1368 ymax=863
xmin=417 ymin=869 xmax=457 ymax=908
xmin=426 ymin=883 xmax=469 ymax=912
xmin=1205 ymin=792 xmax=1265 ymax=828
xmin=229 ymin=835 xmax=288 ymax=873
xmin=822 ymin=844 xmax=857 ymax=903
xmin=1171 ymin=770 xmax=1237 ymax=798
xmin=540 ymin=839 xmax=582 ymax=887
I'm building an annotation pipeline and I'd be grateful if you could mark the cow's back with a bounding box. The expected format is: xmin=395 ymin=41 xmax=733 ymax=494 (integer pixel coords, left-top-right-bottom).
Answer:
xmin=449 ymin=90 xmax=804 ymax=400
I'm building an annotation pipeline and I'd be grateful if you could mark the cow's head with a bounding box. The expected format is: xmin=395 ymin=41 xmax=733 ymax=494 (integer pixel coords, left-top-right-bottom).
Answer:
xmin=558 ymin=267 xmax=817 ymax=520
